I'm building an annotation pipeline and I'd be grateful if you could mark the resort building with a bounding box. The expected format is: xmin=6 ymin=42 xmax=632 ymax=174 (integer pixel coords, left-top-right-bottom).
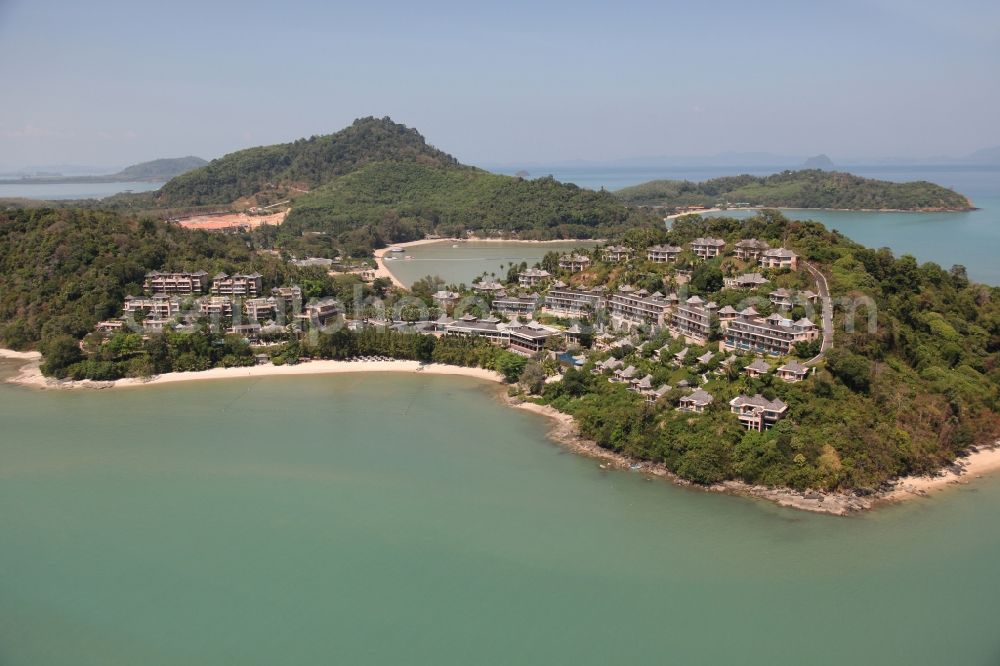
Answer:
xmin=472 ymin=281 xmax=507 ymax=295
xmin=124 ymin=295 xmax=181 ymax=319
xmin=759 ymin=248 xmax=798 ymax=270
xmin=518 ymin=268 xmax=551 ymax=287
xmin=433 ymin=290 xmax=461 ymax=308
xmin=562 ymin=323 xmax=587 ymax=345
xmin=723 ymin=312 xmax=819 ymax=356
xmin=672 ymin=346 xmax=689 ymax=365
xmin=143 ymin=271 xmax=209 ymax=295
xmin=669 ymin=295 xmax=719 ymax=344
xmin=444 ymin=314 xmax=507 ymax=345
xmin=443 ymin=316 xmax=559 ymax=355
xmin=271 ymin=286 xmax=303 ymax=303
xmin=298 ymin=299 xmax=341 ymax=327
xmin=629 ymin=373 xmax=654 ymax=393
xmin=212 ymin=273 xmax=263 ymax=298
xmin=690 ymin=237 xmax=726 ymax=259
xmin=678 ymin=389 xmax=715 ymax=413
xmin=733 ymin=239 xmax=770 ymax=261
xmin=646 ymin=244 xmax=682 ymax=263
xmin=602 ymin=245 xmax=633 ymax=263
xmin=730 ymin=394 xmax=789 ymax=431
xmin=592 ymin=357 xmax=623 ymax=375
xmin=799 ymin=289 xmax=821 ymax=305
xmin=141 ymin=318 xmax=175 ymax=333
xmin=723 ymin=272 xmax=769 ymax=290
xmin=493 ymin=294 xmax=540 ymax=317
xmin=777 ymin=360 xmax=811 ymax=383
xmin=745 ymin=358 xmax=771 ymax=378
xmin=717 ymin=305 xmax=739 ymax=325
xmin=544 ymin=285 xmax=605 ymax=316
xmin=228 ymin=322 xmax=262 ymax=340
xmin=199 ymin=296 xmax=234 ymax=319
xmin=643 ymin=384 xmax=671 ymax=404
xmin=558 ymin=254 xmax=592 ymax=273
xmin=507 ymin=324 xmax=559 ymax=356
xmin=609 ymin=286 xmax=675 ymax=327
xmin=95 ymin=320 xmax=125 ymax=334
xmin=769 ymin=288 xmax=794 ymax=310
xmin=244 ymin=297 xmax=278 ymax=322
xmin=612 ymin=365 xmax=638 ymax=383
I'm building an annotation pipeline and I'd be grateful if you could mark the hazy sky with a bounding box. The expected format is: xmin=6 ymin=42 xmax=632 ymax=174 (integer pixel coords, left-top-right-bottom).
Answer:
xmin=1 ymin=0 xmax=998 ymax=169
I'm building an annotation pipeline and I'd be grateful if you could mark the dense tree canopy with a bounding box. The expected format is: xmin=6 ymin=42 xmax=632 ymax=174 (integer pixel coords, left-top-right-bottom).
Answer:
xmin=615 ymin=169 xmax=973 ymax=211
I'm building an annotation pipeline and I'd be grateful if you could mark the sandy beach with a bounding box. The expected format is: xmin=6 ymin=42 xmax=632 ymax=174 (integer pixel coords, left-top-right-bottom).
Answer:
xmin=881 ymin=444 xmax=1000 ymax=502
xmin=4 ymin=353 xmax=503 ymax=391
xmin=373 ymin=236 xmax=601 ymax=289
xmin=5 ymin=346 xmax=999 ymax=515
xmin=0 ymin=348 xmax=42 ymax=361
xmin=372 ymin=238 xmax=447 ymax=288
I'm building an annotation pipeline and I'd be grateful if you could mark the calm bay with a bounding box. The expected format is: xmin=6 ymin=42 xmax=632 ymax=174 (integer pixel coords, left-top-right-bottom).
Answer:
xmin=2 ymin=365 xmax=1000 ymax=665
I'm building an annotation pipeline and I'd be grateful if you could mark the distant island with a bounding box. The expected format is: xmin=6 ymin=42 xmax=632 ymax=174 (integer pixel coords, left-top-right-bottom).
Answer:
xmin=0 ymin=156 xmax=207 ymax=185
xmin=614 ymin=169 xmax=974 ymax=212
xmin=801 ymin=154 xmax=834 ymax=170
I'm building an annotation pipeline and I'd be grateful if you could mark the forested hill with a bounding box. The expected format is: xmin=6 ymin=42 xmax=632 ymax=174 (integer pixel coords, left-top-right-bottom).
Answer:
xmin=154 ymin=117 xmax=460 ymax=206
xmin=614 ymin=169 xmax=973 ymax=211
xmin=140 ymin=116 xmax=652 ymax=248
xmin=114 ymin=156 xmax=207 ymax=181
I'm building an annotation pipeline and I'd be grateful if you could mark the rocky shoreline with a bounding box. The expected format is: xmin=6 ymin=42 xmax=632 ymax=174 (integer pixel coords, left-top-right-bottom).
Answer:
xmin=506 ymin=395 xmax=1000 ymax=516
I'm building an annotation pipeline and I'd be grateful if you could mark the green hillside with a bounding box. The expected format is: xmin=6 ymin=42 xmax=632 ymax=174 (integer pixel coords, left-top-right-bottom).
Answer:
xmin=139 ymin=116 xmax=652 ymax=252
xmin=154 ymin=117 xmax=459 ymax=206
xmin=283 ymin=160 xmax=634 ymax=242
xmin=615 ymin=169 xmax=973 ymax=211
xmin=114 ymin=156 xmax=207 ymax=181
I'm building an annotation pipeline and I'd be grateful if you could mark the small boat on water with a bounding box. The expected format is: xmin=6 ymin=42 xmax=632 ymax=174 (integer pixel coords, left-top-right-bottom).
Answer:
xmin=388 ymin=246 xmax=404 ymax=253
xmin=452 ymin=244 xmax=460 ymax=248
xmin=404 ymin=255 xmax=414 ymax=260
xmin=384 ymin=256 xmax=394 ymax=261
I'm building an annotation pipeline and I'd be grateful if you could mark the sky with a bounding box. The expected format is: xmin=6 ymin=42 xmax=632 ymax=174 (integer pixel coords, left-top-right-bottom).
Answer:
xmin=1 ymin=0 xmax=998 ymax=170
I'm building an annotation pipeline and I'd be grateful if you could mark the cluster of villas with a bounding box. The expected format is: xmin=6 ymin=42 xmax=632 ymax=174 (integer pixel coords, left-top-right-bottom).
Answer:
xmin=99 ymin=235 xmax=821 ymax=430
xmin=95 ymin=271 xmax=341 ymax=341
xmin=647 ymin=237 xmax=799 ymax=270
xmin=511 ymin=237 xmax=798 ymax=287
xmin=590 ymin=354 xmax=795 ymax=431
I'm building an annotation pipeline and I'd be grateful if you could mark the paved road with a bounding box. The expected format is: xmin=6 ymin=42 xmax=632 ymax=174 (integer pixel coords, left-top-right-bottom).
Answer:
xmin=803 ymin=261 xmax=833 ymax=366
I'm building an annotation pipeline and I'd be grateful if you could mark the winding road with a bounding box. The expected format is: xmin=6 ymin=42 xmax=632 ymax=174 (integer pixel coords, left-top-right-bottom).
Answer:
xmin=803 ymin=261 xmax=833 ymax=366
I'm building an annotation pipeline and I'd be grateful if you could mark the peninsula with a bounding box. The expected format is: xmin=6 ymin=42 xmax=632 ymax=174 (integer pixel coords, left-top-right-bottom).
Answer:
xmin=615 ymin=169 xmax=975 ymax=212
xmin=1 ymin=193 xmax=997 ymax=513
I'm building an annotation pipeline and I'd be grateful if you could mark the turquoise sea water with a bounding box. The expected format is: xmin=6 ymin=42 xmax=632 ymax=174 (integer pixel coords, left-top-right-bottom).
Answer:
xmin=703 ymin=201 xmax=1000 ymax=285
xmin=2 ymin=366 xmax=1000 ymax=665
xmin=491 ymin=164 xmax=1000 ymax=285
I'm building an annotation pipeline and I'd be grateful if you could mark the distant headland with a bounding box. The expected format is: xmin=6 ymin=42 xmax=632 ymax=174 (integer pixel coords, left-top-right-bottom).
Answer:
xmin=614 ymin=169 xmax=974 ymax=212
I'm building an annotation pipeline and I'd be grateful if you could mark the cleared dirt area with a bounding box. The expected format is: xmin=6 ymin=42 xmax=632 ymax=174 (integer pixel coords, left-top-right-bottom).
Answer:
xmin=174 ymin=209 xmax=288 ymax=231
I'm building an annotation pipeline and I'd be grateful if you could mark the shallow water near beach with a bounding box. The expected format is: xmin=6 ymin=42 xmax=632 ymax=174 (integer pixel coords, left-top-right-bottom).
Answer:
xmin=2 ymin=364 xmax=1000 ymax=664
xmin=381 ymin=240 xmax=597 ymax=287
